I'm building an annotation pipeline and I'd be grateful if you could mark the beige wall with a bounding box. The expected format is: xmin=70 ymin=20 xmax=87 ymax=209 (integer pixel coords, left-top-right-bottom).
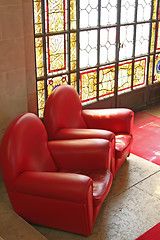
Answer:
xmin=0 ymin=0 xmax=37 ymax=142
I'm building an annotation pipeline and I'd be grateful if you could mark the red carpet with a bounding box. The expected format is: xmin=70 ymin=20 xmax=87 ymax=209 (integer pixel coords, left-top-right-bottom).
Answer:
xmin=136 ymin=223 xmax=160 ymax=240
xmin=131 ymin=112 xmax=160 ymax=165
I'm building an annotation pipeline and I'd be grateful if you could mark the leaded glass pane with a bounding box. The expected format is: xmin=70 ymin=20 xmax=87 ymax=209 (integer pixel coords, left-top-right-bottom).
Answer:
xmin=157 ymin=22 xmax=160 ymax=51
xmin=35 ymin=37 xmax=44 ymax=77
xmin=70 ymin=0 xmax=76 ymax=30
xmin=148 ymin=55 xmax=153 ymax=84
xmin=47 ymin=76 xmax=68 ymax=96
xmin=80 ymin=70 xmax=97 ymax=103
xmin=118 ymin=61 xmax=132 ymax=92
xmin=80 ymin=0 xmax=98 ymax=28
xmin=100 ymin=28 xmax=116 ymax=64
xmin=133 ymin=58 xmax=146 ymax=88
xmin=70 ymin=33 xmax=76 ymax=71
xmin=154 ymin=54 xmax=160 ymax=82
xmin=46 ymin=0 xmax=65 ymax=33
xmin=135 ymin=23 xmax=150 ymax=57
xmin=119 ymin=25 xmax=134 ymax=61
xmin=150 ymin=22 xmax=156 ymax=53
xmin=70 ymin=73 xmax=77 ymax=91
xmin=121 ymin=0 xmax=135 ymax=24
xmin=80 ymin=30 xmax=97 ymax=68
xmin=99 ymin=66 xmax=115 ymax=99
xmin=37 ymin=80 xmax=45 ymax=118
xmin=100 ymin=0 xmax=117 ymax=26
xmin=33 ymin=0 xmax=42 ymax=34
xmin=47 ymin=34 xmax=66 ymax=73
xmin=137 ymin=0 xmax=152 ymax=22
xmin=152 ymin=0 xmax=158 ymax=19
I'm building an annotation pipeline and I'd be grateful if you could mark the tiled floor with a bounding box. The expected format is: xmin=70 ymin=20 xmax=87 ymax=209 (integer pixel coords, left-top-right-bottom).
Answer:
xmin=1 ymin=105 xmax=160 ymax=240
xmin=33 ymin=154 xmax=160 ymax=240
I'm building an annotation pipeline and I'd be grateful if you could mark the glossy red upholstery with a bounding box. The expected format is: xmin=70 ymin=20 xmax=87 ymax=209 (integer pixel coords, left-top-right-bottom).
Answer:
xmin=0 ymin=113 xmax=113 ymax=236
xmin=44 ymin=84 xmax=134 ymax=176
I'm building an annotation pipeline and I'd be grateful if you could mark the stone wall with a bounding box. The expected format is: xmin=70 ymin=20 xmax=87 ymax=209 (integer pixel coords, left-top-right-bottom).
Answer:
xmin=0 ymin=0 xmax=37 ymax=142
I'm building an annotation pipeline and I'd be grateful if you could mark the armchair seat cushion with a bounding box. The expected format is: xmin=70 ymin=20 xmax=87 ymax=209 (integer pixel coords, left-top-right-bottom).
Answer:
xmin=115 ymin=134 xmax=133 ymax=159
xmin=63 ymin=169 xmax=112 ymax=207
xmin=90 ymin=170 xmax=112 ymax=207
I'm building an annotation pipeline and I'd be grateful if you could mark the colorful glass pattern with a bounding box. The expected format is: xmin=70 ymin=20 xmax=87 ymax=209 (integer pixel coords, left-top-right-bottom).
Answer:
xmin=33 ymin=0 xmax=159 ymax=117
xmin=150 ymin=22 xmax=156 ymax=53
xmin=70 ymin=33 xmax=76 ymax=71
xmin=37 ymin=80 xmax=45 ymax=118
xmin=47 ymin=76 xmax=68 ymax=96
xmin=157 ymin=22 xmax=160 ymax=50
xmin=46 ymin=0 xmax=65 ymax=33
xmin=148 ymin=55 xmax=153 ymax=84
xmin=99 ymin=66 xmax=115 ymax=99
xmin=35 ymin=37 xmax=44 ymax=78
xmin=47 ymin=34 xmax=66 ymax=73
xmin=33 ymin=0 xmax=42 ymax=34
xmin=118 ymin=61 xmax=132 ymax=92
xmin=152 ymin=0 xmax=158 ymax=19
xmin=154 ymin=54 xmax=160 ymax=82
xmin=70 ymin=73 xmax=77 ymax=91
xmin=133 ymin=58 xmax=146 ymax=88
xmin=80 ymin=70 xmax=97 ymax=103
xmin=70 ymin=0 xmax=76 ymax=30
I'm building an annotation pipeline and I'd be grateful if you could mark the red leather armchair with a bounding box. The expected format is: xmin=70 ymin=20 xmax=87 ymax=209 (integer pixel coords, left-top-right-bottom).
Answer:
xmin=0 ymin=113 xmax=113 ymax=236
xmin=43 ymin=84 xmax=134 ymax=176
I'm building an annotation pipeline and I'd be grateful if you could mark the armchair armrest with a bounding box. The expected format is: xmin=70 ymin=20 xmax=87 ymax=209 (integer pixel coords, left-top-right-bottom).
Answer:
xmin=48 ymin=138 xmax=112 ymax=172
xmin=14 ymin=171 xmax=92 ymax=203
xmin=82 ymin=108 xmax=134 ymax=134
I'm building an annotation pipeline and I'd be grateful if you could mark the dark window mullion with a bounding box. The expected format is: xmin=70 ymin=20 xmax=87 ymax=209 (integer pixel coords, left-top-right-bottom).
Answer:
xmin=76 ymin=0 xmax=80 ymax=94
xmin=152 ymin=0 xmax=159 ymax=84
xmin=67 ymin=0 xmax=71 ymax=85
xmin=131 ymin=0 xmax=138 ymax=90
xmin=41 ymin=0 xmax=48 ymax=101
xmin=115 ymin=0 xmax=121 ymax=107
xmin=146 ymin=0 xmax=155 ymax=86
xmin=97 ymin=0 xmax=101 ymax=101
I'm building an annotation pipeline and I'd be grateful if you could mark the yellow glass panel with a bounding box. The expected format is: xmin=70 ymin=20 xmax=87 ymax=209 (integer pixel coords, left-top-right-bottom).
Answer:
xmin=152 ymin=0 xmax=158 ymax=20
xmin=48 ymin=35 xmax=66 ymax=72
xmin=154 ymin=54 xmax=160 ymax=82
xmin=33 ymin=0 xmax=42 ymax=34
xmin=70 ymin=0 xmax=76 ymax=30
xmin=99 ymin=66 xmax=115 ymax=98
xmin=47 ymin=0 xmax=65 ymax=32
xmin=70 ymin=73 xmax=77 ymax=91
xmin=80 ymin=70 xmax=97 ymax=102
xmin=150 ymin=22 xmax=156 ymax=53
xmin=148 ymin=55 xmax=153 ymax=85
xmin=157 ymin=22 xmax=160 ymax=50
xmin=70 ymin=33 xmax=76 ymax=71
xmin=35 ymin=37 xmax=44 ymax=77
xmin=37 ymin=80 xmax=45 ymax=118
xmin=118 ymin=62 xmax=132 ymax=92
xmin=133 ymin=58 xmax=146 ymax=87
xmin=47 ymin=76 xmax=68 ymax=96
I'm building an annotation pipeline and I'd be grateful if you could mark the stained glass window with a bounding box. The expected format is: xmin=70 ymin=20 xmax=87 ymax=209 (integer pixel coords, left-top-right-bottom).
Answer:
xmin=33 ymin=0 xmax=160 ymax=117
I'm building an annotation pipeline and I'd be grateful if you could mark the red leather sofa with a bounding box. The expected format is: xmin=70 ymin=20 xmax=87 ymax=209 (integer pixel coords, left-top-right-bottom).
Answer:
xmin=44 ymin=84 xmax=134 ymax=176
xmin=0 ymin=113 xmax=113 ymax=236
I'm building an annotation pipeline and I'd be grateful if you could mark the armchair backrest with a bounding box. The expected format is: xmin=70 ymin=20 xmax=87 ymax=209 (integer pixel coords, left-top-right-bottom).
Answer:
xmin=0 ymin=113 xmax=57 ymax=191
xmin=44 ymin=84 xmax=87 ymax=140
